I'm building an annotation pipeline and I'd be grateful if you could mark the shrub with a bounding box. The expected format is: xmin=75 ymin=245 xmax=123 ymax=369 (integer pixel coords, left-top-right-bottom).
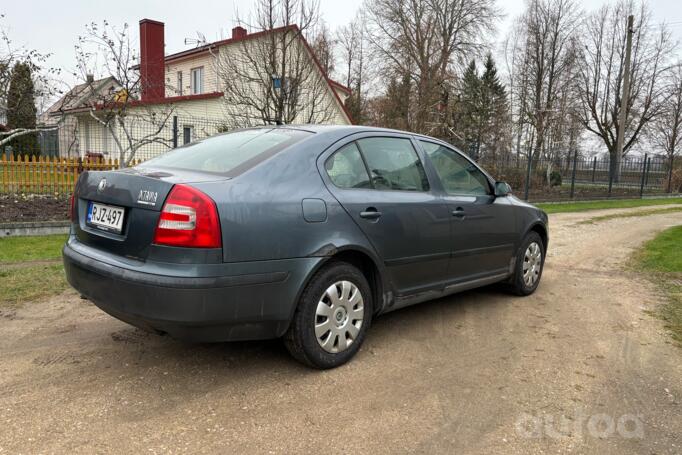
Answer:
xmin=549 ymin=171 xmax=562 ymax=187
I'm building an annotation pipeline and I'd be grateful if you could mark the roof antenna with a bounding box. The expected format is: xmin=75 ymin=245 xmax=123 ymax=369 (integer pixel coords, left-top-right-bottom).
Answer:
xmin=184 ymin=32 xmax=207 ymax=47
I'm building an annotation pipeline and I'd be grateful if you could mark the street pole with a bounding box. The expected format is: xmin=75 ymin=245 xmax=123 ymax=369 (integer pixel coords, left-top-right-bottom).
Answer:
xmin=569 ymin=148 xmax=578 ymax=199
xmin=639 ymin=153 xmax=648 ymax=198
xmin=614 ymin=15 xmax=634 ymax=183
xmin=524 ymin=151 xmax=532 ymax=201
xmin=172 ymin=116 xmax=178 ymax=149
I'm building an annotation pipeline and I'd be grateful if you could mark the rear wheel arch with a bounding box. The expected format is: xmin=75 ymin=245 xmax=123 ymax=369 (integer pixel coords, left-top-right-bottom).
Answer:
xmin=326 ymin=249 xmax=385 ymax=315
xmin=288 ymin=246 xmax=386 ymax=329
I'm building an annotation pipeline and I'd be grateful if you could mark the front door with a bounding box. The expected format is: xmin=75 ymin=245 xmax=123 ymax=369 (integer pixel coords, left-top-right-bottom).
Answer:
xmin=418 ymin=140 xmax=517 ymax=282
xmin=322 ymin=136 xmax=451 ymax=294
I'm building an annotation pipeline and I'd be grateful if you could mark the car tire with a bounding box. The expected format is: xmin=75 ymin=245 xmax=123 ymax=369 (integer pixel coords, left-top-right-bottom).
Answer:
xmin=284 ymin=261 xmax=373 ymax=369
xmin=509 ymin=231 xmax=545 ymax=296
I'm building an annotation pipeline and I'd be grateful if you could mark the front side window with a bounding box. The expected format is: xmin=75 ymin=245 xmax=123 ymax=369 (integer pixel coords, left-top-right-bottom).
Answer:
xmin=191 ymin=67 xmax=204 ymax=94
xmin=420 ymin=141 xmax=490 ymax=195
xmin=325 ymin=142 xmax=371 ymax=189
xmin=356 ymin=137 xmax=428 ymax=191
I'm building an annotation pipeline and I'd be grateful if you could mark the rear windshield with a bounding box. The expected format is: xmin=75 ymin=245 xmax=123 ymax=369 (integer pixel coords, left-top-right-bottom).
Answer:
xmin=141 ymin=128 xmax=312 ymax=176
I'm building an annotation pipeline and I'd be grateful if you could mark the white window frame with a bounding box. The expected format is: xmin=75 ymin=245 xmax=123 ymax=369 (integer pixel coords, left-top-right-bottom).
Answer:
xmin=190 ymin=67 xmax=204 ymax=95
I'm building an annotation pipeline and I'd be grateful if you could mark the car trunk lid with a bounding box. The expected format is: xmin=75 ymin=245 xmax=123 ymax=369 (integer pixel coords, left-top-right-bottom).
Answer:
xmin=74 ymin=167 xmax=227 ymax=260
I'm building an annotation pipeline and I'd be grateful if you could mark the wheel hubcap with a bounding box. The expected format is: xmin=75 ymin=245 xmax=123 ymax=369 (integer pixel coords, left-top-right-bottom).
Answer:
xmin=315 ymin=280 xmax=364 ymax=353
xmin=522 ymin=242 xmax=542 ymax=287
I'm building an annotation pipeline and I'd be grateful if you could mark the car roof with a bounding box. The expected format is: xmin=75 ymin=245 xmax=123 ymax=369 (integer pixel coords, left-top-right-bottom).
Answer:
xmin=261 ymin=124 xmax=446 ymax=145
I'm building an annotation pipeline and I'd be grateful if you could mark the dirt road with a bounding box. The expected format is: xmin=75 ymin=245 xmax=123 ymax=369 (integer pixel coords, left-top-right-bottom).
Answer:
xmin=1 ymin=208 xmax=681 ymax=454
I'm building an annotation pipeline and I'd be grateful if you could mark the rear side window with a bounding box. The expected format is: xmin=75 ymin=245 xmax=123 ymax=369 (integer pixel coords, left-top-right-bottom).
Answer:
xmin=142 ymin=128 xmax=312 ymax=175
xmin=356 ymin=137 xmax=429 ymax=191
xmin=325 ymin=142 xmax=372 ymax=189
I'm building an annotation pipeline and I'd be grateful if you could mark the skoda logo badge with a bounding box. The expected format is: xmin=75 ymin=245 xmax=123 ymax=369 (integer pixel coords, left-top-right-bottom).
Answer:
xmin=97 ymin=178 xmax=107 ymax=193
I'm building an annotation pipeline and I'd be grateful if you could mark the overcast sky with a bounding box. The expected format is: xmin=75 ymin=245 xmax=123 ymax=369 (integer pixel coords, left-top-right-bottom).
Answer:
xmin=2 ymin=0 xmax=682 ymax=94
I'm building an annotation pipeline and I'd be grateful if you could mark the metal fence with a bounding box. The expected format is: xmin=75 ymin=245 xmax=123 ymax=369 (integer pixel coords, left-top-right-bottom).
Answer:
xmin=71 ymin=115 xmax=228 ymax=163
xmin=480 ymin=153 xmax=681 ymax=202
xmin=2 ymin=114 xmax=681 ymax=202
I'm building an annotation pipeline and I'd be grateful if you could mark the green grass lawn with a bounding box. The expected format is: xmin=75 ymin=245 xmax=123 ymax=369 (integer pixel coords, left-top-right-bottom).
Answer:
xmin=537 ymin=197 xmax=682 ymax=214
xmin=0 ymin=234 xmax=69 ymax=308
xmin=634 ymin=225 xmax=682 ymax=345
xmin=0 ymin=264 xmax=69 ymax=308
xmin=637 ymin=226 xmax=682 ymax=273
xmin=0 ymin=234 xmax=67 ymax=263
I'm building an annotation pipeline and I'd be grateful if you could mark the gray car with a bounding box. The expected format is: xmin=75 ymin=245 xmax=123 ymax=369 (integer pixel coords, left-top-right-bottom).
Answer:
xmin=63 ymin=125 xmax=548 ymax=369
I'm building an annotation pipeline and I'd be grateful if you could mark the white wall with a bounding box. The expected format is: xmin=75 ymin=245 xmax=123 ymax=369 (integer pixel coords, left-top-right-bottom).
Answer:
xmin=165 ymin=52 xmax=219 ymax=97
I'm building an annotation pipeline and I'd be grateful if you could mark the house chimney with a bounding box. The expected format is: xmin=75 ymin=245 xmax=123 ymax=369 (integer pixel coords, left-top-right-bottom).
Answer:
xmin=139 ymin=19 xmax=165 ymax=101
xmin=232 ymin=26 xmax=247 ymax=39
xmin=86 ymin=74 xmax=94 ymax=84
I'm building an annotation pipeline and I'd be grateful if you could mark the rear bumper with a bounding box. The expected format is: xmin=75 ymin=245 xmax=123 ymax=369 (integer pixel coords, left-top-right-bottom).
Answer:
xmin=63 ymin=237 xmax=321 ymax=342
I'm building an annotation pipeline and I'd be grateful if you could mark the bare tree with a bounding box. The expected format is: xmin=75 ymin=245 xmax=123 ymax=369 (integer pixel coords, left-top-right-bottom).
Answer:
xmin=577 ymin=0 xmax=675 ymax=179
xmin=365 ymin=0 xmax=499 ymax=133
xmin=310 ymin=20 xmax=335 ymax=76
xmin=649 ymin=63 xmax=682 ymax=191
xmin=336 ymin=11 xmax=371 ymax=123
xmin=514 ymin=0 xmax=581 ymax=164
xmin=74 ymin=21 xmax=174 ymax=167
xmin=216 ymin=0 xmax=337 ymax=127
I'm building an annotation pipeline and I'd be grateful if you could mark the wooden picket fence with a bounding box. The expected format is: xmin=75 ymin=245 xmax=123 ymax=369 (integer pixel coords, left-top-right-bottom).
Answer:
xmin=0 ymin=155 xmax=139 ymax=194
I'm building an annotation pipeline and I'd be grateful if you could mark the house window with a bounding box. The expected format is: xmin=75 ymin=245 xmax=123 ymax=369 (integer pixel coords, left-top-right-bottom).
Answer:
xmin=183 ymin=126 xmax=194 ymax=145
xmin=191 ymin=67 xmax=204 ymax=95
xmin=177 ymin=71 xmax=183 ymax=96
xmin=272 ymin=76 xmax=298 ymax=96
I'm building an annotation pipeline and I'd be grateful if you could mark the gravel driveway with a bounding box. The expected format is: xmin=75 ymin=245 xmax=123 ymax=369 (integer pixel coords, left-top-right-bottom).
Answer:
xmin=1 ymin=207 xmax=681 ymax=454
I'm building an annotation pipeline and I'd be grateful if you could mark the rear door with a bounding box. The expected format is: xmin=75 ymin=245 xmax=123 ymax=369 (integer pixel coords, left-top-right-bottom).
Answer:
xmin=321 ymin=134 xmax=451 ymax=294
xmin=418 ymin=140 xmax=517 ymax=281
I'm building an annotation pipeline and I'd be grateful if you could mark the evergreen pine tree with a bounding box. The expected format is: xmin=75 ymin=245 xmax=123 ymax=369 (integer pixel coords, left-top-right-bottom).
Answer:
xmin=451 ymin=55 xmax=510 ymax=162
xmin=7 ymin=62 xmax=39 ymax=157
xmin=380 ymin=72 xmax=411 ymax=130
xmin=455 ymin=60 xmax=482 ymax=158
xmin=480 ymin=53 xmax=509 ymax=162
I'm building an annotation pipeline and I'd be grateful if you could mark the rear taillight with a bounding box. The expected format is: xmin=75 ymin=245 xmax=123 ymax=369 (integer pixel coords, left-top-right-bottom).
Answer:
xmin=69 ymin=194 xmax=76 ymax=222
xmin=153 ymin=184 xmax=222 ymax=248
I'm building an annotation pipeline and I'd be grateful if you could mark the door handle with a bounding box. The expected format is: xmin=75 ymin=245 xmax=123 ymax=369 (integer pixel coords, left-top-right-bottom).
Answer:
xmin=452 ymin=207 xmax=466 ymax=218
xmin=360 ymin=208 xmax=382 ymax=220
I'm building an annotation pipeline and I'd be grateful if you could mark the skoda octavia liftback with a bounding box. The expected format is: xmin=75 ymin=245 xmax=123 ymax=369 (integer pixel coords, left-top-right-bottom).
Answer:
xmin=63 ymin=125 xmax=548 ymax=369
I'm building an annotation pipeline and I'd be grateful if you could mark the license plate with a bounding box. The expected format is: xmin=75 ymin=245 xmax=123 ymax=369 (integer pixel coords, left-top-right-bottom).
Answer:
xmin=87 ymin=202 xmax=125 ymax=233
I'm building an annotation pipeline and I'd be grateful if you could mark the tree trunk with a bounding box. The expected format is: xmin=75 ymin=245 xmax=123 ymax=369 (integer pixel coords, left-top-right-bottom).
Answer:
xmin=609 ymin=148 xmax=622 ymax=183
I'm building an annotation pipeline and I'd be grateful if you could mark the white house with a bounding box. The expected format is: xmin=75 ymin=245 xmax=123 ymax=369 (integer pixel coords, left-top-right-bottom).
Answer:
xmin=50 ymin=18 xmax=352 ymax=162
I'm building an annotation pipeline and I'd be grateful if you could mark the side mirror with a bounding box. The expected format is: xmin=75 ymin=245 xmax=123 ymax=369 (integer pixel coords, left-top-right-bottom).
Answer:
xmin=494 ymin=181 xmax=512 ymax=197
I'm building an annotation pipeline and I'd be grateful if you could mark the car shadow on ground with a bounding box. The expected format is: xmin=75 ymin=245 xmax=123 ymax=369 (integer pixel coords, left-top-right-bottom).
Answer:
xmin=88 ymin=283 xmax=515 ymax=374
xmin=11 ymin=283 xmax=525 ymax=413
